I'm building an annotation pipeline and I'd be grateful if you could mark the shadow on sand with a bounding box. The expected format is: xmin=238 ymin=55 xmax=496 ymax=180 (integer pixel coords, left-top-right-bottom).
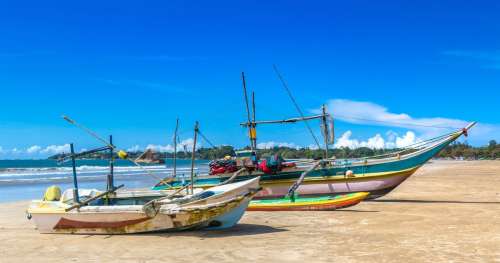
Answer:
xmin=131 ymin=223 xmax=289 ymax=238
xmin=334 ymin=209 xmax=380 ymax=213
xmin=369 ymin=199 xmax=500 ymax=205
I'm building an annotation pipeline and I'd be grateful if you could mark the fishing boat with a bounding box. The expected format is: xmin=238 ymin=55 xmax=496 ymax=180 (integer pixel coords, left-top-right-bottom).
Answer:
xmin=248 ymin=192 xmax=369 ymax=211
xmin=27 ymin=139 xmax=261 ymax=234
xmin=153 ymin=72 xmax=477 ymax=200
xmin=134 ymin=148 xmax=166 ymax=164
xmin=28 ymin=178 xmax=260 ymax=234
xmin=156 ymin=123 xmax=475 ymax=199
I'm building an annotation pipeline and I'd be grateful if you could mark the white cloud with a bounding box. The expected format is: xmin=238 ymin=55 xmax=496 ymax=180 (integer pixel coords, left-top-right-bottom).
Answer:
xmin=320 ymin=99 xmax=469 ymax=131
xmin=11 ymin=148 xmax=20 ymax=154
xmin=26 ymin=145 xmax=42 ymax=154
xmin=146 ymin=144 xmax=174 ymax=153
xmin=40 ymin=144 xmax=70 ymax=155
xmin=395 ymin=131 xmax=419 ymax=148
xmin=334 ymin=130 xmax=420 ymax=149
xmin=143 ymin=138 xmax=200 ymax=153
xmin=179 ymin=138 xmax=198 ymax=151
xmin=307 ymin=144 xmax=320 ymax=150
xmin=257 ymin=141 xmax=299 ymax=150
xmin=314 ymin=99 xmax=499 ymax=144
xmin=127 ymin=145 xmax=142 ymax=152
xmin=0 ymin=144 xmax=80 ymax=158
xmin=334 ymin=131 xmax=385 ymax=149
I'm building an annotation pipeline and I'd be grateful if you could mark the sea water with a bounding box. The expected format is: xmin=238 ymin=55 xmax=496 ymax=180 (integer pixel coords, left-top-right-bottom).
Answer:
xmin=0 ymin=159 xmax=209 ymax=203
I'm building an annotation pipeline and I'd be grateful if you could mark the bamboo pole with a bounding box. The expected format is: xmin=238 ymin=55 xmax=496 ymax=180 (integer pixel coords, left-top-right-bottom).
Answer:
xmin=321 ymin=105 xmax=329 ymax=159
xmin=239 ymin=114 xmax=326 ymax=126
xmin=70 ymin=143 xmax=80 ymax=204
xmin=241 ymin=72 xmax=255 ymax=152
xmin=286 ymin=161 xmax=322 ymax=202
xmin=65 ymin=184 xmax=124 ymax=212
xmin=190 ymin=121 xmax=199 ymax=195
xmin=217 ymin=168 xmax=247 ymax=186
xmin=108 ymin=135 xmax=115 ymax=192
xmin=251 ymin=91 xmax=257 ymax=150
xmin=173 ymin=118 xmax=179 ymax=178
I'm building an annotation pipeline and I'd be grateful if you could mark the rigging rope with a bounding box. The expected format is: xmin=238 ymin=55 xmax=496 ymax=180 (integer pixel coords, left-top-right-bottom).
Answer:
xmin=273 ymin=64 xmax=322 ymax=150
xmin=198 ymin=129 xmax=217 ymax=148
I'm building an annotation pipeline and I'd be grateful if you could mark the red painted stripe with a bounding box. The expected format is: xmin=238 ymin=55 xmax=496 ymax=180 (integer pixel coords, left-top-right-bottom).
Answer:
xmin=54 ymin=216 xmax=150 ymax=229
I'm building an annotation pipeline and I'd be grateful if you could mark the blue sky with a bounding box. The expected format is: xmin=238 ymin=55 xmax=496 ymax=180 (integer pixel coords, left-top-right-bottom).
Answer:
xmin=1 ymin=1 xmax=499 ymax=158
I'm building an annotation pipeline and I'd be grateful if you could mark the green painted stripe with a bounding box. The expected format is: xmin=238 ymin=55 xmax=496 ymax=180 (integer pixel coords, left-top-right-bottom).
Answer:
xmin=250 ymin=193 xmax=356 ymax=204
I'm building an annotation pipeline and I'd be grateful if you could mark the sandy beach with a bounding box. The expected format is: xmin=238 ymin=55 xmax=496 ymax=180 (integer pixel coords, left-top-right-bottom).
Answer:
xmin=1 ymin=160 xmax=499 ymax=263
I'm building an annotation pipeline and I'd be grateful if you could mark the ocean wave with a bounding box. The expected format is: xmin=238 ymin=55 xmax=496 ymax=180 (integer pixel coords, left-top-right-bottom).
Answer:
xmin=0 ymin=166 xmax=200 ymax=178
xmin=0 ymin=172 xmax=179 ymax=185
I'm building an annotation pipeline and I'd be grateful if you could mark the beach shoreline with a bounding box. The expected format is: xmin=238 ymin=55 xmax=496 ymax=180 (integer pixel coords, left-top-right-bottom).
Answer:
xmin=1 ymin=160 xmax=499 ymax=262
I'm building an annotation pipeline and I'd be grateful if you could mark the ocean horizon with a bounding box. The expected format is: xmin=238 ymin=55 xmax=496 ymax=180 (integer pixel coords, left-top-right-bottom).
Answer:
xmin=0 ymin=159 xmax=209 ymax=203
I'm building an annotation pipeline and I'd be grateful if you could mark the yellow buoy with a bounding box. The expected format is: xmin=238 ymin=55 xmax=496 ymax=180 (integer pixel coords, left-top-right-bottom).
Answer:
xmin=117 ymin=150 xmax=128 ymax=159
xmin=43 ymin=185 xmax=61 ymax=201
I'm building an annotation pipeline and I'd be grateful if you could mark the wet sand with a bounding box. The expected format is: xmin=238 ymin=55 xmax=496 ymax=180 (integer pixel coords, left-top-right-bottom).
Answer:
xmin=1 ymin=160 xmax=499 ymax=263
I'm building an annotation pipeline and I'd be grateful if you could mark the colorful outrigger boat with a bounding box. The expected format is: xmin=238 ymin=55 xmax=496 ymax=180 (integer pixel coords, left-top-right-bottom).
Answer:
xmin=248 ymin=192 xmax=369 ymax=211
xmin=153 ymin=73 xmax=477 ymax=200
xmin=155 ymin=124 xmax=474 ymax=199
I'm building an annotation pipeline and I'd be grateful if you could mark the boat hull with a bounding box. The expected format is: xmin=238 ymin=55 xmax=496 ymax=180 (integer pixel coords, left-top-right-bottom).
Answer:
xmin=30 ymin=196 xmax=252 ymax=234
xmin=254 ymin=167 xmax=416 ymax=200
xmin=248 ymin=192 xmax=369 ymax=211
xmin=29 ymin=178 xmax=261 ymax=234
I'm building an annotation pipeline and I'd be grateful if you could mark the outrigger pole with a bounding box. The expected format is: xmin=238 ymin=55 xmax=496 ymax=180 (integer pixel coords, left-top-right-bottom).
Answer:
xmin=240 ymin=114 xmax=328 ymax=126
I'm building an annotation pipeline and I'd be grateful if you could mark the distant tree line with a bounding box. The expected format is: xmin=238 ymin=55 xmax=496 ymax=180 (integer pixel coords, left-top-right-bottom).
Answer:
xmin=49 ymin=140 xmax=499 ymax=160
xmin=437 ymin=140 xmax=499 ymax=160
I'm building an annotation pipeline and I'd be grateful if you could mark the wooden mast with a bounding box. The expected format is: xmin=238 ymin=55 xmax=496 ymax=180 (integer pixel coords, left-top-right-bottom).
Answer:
xmin=70 ymin=143 xmax=80 ymax=204
xmin=251 ymin=91 xmax=257 ymax=149
xmin=189 ymin=121 xmax=199 ymax=195
xmin=241 ymin=72 xmax=256 ymax=151
xmin=108 ymin=135 xmax=115 ymax=191
xmin=173 ymin=118 xmax=179 ymax=178
xmin=321 ymin=105 xmax=329 ymax=159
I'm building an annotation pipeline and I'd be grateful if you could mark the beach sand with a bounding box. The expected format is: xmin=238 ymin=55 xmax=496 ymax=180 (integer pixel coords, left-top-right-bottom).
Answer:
xmin=1 ymin=160 xmax=499 ymax=263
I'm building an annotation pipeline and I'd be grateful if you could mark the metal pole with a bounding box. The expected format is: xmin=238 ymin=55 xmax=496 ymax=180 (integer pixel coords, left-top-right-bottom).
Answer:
xmin=173 ymin=118 xmax=179 ymax=178
xmin=190 ymin=121 xmax=199 ymax=195
xmin=70 ymin=143 xmax=80 ymax=204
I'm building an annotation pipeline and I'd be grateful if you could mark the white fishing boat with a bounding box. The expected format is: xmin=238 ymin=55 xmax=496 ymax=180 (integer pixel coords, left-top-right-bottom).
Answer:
xmin=27 ymin=177 xmax=260 ymax=234
xmin=27 ymin=132 xmax=261 ymax=234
